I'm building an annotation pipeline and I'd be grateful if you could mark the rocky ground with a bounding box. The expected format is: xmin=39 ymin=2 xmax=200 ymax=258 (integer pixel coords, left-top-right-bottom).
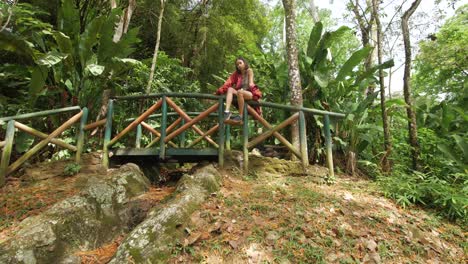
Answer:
xmin=0 ymin=153 xmax=466 ymax=263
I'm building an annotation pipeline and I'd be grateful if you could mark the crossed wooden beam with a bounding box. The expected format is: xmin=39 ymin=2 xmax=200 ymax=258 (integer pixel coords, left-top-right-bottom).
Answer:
xmin=107 ymin=97 xmax=219 ymax=149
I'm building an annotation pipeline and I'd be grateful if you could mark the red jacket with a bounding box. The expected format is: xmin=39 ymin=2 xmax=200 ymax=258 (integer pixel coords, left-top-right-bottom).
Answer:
xmin=216 ymin=71 xmax=262 ymax=101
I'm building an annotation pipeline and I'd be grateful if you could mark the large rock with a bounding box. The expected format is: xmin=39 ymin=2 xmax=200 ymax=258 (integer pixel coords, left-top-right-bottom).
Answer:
xmin=109 ymin=164 xmax=221 ymax=263
xmin=0 ymin=163 xmax=150 ymax=264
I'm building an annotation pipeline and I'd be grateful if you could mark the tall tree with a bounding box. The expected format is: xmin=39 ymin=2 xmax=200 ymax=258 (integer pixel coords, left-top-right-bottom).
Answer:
xmin=113 ymin=0 xmax=137 ymax=42
xmin=401 ymin=0 xmax=422 ymax=170
xmin=372 ymin=0 xmax=392 ymax=172
xmin=282 ymin=0 xmax=304 ymax=150
xmin=146 ymin=0 xmax=166 ymax=93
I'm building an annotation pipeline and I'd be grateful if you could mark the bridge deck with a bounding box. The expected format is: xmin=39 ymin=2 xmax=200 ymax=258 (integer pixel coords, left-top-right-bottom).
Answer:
xmin=110 ymin=147 xmax=218 ymax=164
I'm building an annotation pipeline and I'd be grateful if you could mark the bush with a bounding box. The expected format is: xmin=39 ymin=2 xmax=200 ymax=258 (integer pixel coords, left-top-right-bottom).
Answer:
xmin=64 ymin=163 xmax=81 ymax=176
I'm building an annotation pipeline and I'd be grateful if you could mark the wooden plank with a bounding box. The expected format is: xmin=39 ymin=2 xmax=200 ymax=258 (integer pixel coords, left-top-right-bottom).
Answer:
xmin=108 ymin=99 xmax=162 ymax=147
xmin=247 ymin=113 xmax=299 ymax=149
xmin=14 ymin=121 xmax=77 ymax=152
xmin=324 ymin=114 xmax=334 ymax=178
xmin=0 ymin=106 xmax=81 ymax=122
xmin=1 ymin=120 xmax=15 ymax=186
xmin=247 ymin=105 xmax=302 ymax=159
xmin=243 ymin=104 xmax=249 ymax=172
xmin=187 ymin=124 xmax=219 ymax=148
xmin=299 ymin=111 xmax=309 ymax=167
xmin=217 ymin=97 xmax=225 ymax=167
xmin=103 ymin=100 xmax=114 ymax=169
xmin=7 ymin=111 xmax=83 ymax=175
xmin=75 ymin=107 xmax=89 ymax=163
xmin=165 ymin=97 xmax=218 ymax=147
xmin=84 ymin=119 xmax=106 ymax=131
xmin=113 ymin=147 xmax=218 ymax=157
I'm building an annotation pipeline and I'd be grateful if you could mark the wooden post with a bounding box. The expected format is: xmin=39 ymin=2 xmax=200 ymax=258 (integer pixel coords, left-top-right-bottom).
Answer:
xmin=217 ymin=97 xmax=225 ymax=167
xmin=7 ymin=111 xmax=83 ymax=175
xmin=299 ymin=111 xmax=309 ymax=167
xmin=226 ymin=125 xmax=231 ymax=151
xmin=75 ymin=107 xmax=88 ymax=163
xmin=0 ymin=120 xmax=15 ymax=186
xmin=103 ymin=100 xmax=114 ymax=169
xmin=14 ymin=122 xmax=77 ymax=151
xmin=243 ymin=104 xmax=249 ymax=172
xmin=160 ymin=96 xmax=168 ymax=160
xmin=180 ymin=119 xmax=186 ymax=148
xmin=136 ymin=124 xmax=142 ymax=148
xmin=323 ymin=114 xmax=334 ymax=179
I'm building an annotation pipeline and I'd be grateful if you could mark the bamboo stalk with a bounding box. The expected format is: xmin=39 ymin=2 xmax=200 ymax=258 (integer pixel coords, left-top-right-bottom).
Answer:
xmin=0 ymin=106 xmax=81 ymax=122
xmin=165 ymin=97 xmax=218 ymax=147
xmin=14 ymin=121 xmax=77 ymax=152
xmin=247 ymin=105 xmax=301 ymax=159
xmin=187 ymin=124 xmax=219 ymax=148
xmin=7 ymin=111 xmax=83 ymax=175
xmin=84 ymin=119 xmax=106 ymax=131
xmin=108 ymin=99 xmax=162 ymax=147
xmin=247 ymin=113 xmax=299 ymax=149
xmin=164 ymin=102 xmax=219 ymax=147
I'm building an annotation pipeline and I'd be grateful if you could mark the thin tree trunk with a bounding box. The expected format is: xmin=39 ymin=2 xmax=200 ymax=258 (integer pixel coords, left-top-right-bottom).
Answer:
xmin=282 ymin=0 xmax=303 ymax=151
xmin=146 ymin=0 xmax=166 ymax=94
xmin=112 ymin=0 xmax=137 ymax=42
xmin=309 ymin=0 xmax=319 ymax=23
xmin=372 ymin=0 xmax=392 ymax=172
xmin=402 ymin=0 xmax=422 ymax=170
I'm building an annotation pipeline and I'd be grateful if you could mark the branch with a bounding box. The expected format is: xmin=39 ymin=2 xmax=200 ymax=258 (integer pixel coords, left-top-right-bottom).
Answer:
xmin=0 ymin=0 xmax=18 ymax=32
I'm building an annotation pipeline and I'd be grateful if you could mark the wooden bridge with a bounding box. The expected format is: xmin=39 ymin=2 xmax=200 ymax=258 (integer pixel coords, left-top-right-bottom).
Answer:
xmin=0 ymin=93 xmax=344 ymax=186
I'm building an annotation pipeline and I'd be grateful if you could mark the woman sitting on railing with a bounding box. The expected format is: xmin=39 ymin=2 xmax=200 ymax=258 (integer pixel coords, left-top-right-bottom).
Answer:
xmin=215 ymin=57 xmax=262 ymax=125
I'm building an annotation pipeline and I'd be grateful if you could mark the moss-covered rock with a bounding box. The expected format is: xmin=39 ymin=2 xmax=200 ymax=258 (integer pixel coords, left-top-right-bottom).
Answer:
xmin=109 ymin=164 xmax=221 ymax=264
xmin=0 ymin=163 xmax=150 ymax=264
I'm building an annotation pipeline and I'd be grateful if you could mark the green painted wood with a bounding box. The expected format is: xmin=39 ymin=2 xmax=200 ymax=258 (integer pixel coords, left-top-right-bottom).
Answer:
xmin=299 ymin=111 xmax=309 ymax=167
xmin=136 ymin=124 xmax=142 ymax=148
xmin=324 ymin=114 xmax=334 ymax=178
xmin=0 ymin=120 xmax=15 ymax=186
xmin=113 ymin=147 xmax=218 ymax=157
xmin=113 ymin=93 xmax=344 ymax=118
xmin=160 ymin=96 xmax=168 ymax=159
xmin=75 ymin=107 xmax=88 ymax=163
xmin=218 ymin=98 xmax=225 ymax=168
xmin=226 ymin=125 xmax=231 ymax=151
xmin=243 ymin=104 xmax=249 ymax=172
xmin=103 ymin=100 xmax=114 ymax=169
xmin=0 ymin=106 xmax=81 ymax=122
xmin=180 ymin=119 xmax=186 ymax=148
xmin=114 ymin=92 xmax=220 ymax=101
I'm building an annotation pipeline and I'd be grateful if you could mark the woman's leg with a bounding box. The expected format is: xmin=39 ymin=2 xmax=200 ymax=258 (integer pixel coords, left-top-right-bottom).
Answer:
xmin=237 ymin=90 xmax=253 ymax=117
xmin=225 ymin=87 xmax=237 ymax=113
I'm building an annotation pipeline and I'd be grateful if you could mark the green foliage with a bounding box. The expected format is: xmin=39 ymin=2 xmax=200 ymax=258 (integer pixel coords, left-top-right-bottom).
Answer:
xmin=379 ymin=168 xmax=467 ymax=222
xmin=64 ymin=162 xmax=81 ymax=176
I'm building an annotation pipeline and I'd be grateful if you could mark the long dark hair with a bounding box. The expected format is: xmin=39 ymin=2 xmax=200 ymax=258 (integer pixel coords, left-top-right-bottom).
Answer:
xmin=235 ymin=57 xmax=249 ymax=74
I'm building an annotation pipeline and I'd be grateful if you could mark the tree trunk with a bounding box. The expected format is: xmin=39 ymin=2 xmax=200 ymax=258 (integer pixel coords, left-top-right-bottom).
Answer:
xmin=146 ymin=0 xmax=166 ymax=94
xmin=309 ymin=0 xmax=319 ymax=23
xmin=282 ymin=0 xmax=303 ymax=151
xmin=113 ymin=0 xmax=137 ymax=43
xmin=402 ymin=0 xmax=422 ymax=170
xmin=372 ymin=0 xmax=392 ymax=172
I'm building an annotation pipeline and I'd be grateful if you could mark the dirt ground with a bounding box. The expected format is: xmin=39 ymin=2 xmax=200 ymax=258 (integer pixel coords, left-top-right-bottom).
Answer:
xmin=167 ymin=166 xmax=466 ymax=264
